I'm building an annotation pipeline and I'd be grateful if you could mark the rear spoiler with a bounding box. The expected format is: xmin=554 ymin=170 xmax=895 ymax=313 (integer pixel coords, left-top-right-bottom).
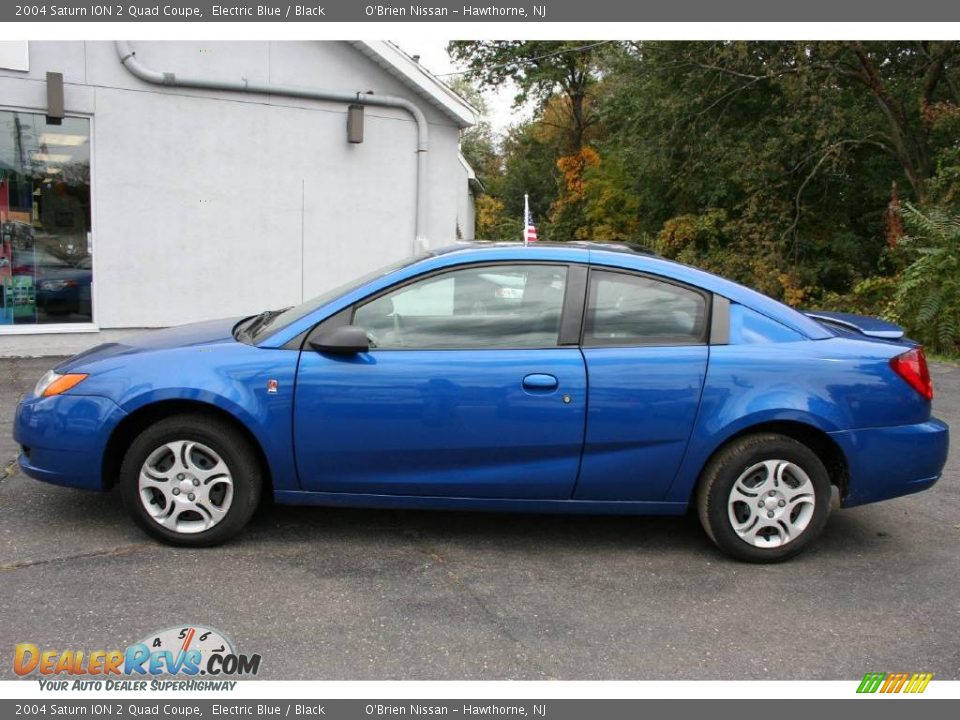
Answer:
xmin=802 ymin=310 xmax=905 ymax=340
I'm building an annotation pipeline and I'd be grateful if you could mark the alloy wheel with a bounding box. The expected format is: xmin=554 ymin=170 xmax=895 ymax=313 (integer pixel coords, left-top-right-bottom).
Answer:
xmin=138 ymin=440 xmax=234 ymax=534
xmin=726 ymin=459 xmax=816 ymax=548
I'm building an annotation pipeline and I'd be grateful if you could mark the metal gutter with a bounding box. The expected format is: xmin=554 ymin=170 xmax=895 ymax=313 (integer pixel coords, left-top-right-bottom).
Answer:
xmin=349 ymin=41 xmax=478 ymax=128
xmin=115 ymin=40 xmax=431 ymax=252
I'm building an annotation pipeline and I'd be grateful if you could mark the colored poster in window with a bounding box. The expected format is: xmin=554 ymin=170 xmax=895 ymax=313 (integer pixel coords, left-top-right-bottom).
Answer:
xmin=10 ymin=274 xmax=35 ymax=320
xmin=0 ymin=179 xmax=11 ymax=282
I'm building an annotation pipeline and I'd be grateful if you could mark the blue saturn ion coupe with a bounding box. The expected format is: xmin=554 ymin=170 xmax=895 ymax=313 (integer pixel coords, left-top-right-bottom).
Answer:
xmin=13 ymin=243 xmax=949 ymax=562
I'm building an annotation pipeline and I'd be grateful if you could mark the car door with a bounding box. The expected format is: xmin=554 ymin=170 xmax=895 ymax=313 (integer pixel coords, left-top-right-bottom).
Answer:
xmin=574 ymin=268 xmax=710 ymax=501
xmin=293 ymin=262 xmax=588 ymax=499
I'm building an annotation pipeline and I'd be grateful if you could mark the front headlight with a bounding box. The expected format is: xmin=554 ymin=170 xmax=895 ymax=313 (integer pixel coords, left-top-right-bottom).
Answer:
xmin=34 ymin=370 xmax=89 ymax=398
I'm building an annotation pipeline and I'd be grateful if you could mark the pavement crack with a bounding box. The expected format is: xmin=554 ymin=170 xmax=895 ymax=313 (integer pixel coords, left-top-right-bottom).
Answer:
xmin=0 ymin=543 xmax=151 ymax=571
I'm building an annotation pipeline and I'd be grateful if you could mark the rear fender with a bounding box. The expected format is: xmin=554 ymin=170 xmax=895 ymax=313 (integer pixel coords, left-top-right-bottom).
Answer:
xmin=665 ymin=338 xmax=931 ymax=504
xmin=665 ymin=408 xmax=840 ymax=503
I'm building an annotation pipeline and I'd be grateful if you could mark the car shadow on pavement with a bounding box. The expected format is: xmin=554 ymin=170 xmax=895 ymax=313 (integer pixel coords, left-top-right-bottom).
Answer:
xmin=1 ymin=467 xmax=909 ymax=566
xmin=255 ymin=503 xmax=705 ymax=549
xmin=239 ymin=499 xmax=896 ymax=563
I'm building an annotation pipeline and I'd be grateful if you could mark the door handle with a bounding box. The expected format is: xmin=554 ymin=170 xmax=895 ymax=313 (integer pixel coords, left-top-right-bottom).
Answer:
xmin=522 ymin=373 xmax=558 ymax=390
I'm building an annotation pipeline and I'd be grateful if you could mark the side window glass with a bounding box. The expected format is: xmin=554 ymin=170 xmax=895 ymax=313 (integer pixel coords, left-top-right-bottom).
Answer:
xmin=353 ymin=264 xmax=568 ymax=349
xmin=583 ymin=270 xmax=707 ymax=346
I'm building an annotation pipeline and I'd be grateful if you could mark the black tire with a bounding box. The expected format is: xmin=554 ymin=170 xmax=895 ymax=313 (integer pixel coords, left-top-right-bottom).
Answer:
xmin=696 ymin=433 xmax=832 ymax=563
xmin=119 ymin=414 xmax=262 ymax=547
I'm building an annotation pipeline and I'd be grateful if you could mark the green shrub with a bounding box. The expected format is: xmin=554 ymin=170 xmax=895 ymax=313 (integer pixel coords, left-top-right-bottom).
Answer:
xmin=893 ymin=204 xmax=960 ymax=355
xmin=818 ymin=276 xmax=899 ymax=319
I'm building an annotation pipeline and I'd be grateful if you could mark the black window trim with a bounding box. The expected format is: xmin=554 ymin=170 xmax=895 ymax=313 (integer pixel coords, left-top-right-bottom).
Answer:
xmin=558 ymin=263 xmax=588 ymax=346
xmin=580 ymin=266 xmax=714 ymax=349
xmin=710 ymin=294 xmax=730 ymax=345
xmin=300 ymin=260 xmax=587 ymax=353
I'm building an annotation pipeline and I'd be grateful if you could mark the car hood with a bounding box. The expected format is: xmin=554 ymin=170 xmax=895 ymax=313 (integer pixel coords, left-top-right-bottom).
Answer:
xmin=56 ymin=316 xmax=245 ymax=372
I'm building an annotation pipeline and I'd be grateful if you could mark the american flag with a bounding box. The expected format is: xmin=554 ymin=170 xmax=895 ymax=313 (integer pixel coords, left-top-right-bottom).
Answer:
xmin=524 ymin=194 xmax=538 ymax=244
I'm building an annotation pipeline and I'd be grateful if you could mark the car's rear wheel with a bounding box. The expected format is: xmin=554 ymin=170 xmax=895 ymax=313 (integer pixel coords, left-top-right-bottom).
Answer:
xmin=119 ymin=414 xmax=261 ymax=547
xmin=696 ymin=433 xmax=832 ymax=562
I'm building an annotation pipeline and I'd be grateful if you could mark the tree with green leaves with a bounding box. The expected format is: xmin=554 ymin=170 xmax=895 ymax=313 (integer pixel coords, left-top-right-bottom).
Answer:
xmin=451 ymin=40 xmax=960 ymax=351
xmin=893 ymin=203 xmax=960 ymax=354
xmin=591 ymin=41 xmax=960 ymax=297
xmin=448 ymin=41 xmax=614 ymax=240
xmin=447 ymin=41 xmax=608 ymax=151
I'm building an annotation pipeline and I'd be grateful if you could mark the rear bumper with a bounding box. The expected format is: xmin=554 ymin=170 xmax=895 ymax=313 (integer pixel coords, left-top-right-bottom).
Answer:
xmin=830 ymin=418 xmax=949 ymax=507
xmin=13 ymin=393 xmax=127 ymax=491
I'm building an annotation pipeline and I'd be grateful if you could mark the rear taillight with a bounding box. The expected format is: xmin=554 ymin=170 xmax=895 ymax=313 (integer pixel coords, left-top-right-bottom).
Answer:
xmin=890 ymin=346 xmax=934 ymax=401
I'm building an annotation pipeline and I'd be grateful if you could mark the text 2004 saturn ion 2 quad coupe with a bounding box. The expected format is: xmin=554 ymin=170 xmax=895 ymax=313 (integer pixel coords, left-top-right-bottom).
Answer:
xmin=14 ymin=243 xmax=950 ymax=562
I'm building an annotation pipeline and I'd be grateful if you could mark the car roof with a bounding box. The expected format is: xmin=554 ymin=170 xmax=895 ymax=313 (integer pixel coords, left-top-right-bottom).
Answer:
xmin=431 ymin=241 xmax=656 ymax=258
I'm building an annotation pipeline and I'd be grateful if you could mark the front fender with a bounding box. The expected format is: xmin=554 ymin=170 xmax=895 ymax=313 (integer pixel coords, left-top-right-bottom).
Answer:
xmin=79 ymin=342 xmax=302 ymax=493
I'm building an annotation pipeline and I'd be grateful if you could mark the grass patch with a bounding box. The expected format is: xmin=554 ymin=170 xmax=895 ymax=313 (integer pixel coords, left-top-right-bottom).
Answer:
xmin=928 ymin=352 xmax=960 ymax=367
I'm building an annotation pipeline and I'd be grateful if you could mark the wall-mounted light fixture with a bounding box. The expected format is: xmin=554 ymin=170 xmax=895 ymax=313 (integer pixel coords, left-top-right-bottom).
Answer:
xmin=46 ymin=72 xmax=64 ymax=126
xmin=347 ymin=102 xmax=364 ymax=144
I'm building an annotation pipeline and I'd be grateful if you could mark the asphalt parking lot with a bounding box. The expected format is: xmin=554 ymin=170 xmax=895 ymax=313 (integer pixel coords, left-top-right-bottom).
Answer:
xmin=1 ymin=355 xmax=958 ymax=680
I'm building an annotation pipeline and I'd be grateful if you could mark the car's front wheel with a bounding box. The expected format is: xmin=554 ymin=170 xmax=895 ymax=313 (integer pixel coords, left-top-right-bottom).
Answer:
xmin=119 ymin=414 xmax=262 ymax=547
xmin=696 ymin=433 xmax=832 ymax=562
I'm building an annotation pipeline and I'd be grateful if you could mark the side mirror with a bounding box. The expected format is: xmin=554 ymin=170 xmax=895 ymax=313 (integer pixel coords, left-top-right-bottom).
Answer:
xmin=309 ymin=325 xmax=369 ymax=354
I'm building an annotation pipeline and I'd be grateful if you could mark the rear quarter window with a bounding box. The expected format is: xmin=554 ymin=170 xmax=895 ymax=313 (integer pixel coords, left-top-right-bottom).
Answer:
xmin=729 ymin=304 xmax=804 ymax=344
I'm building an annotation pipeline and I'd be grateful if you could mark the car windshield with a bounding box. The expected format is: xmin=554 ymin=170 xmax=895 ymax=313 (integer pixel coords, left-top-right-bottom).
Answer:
xmin=247 ymin=253 xmax=428 ymax=342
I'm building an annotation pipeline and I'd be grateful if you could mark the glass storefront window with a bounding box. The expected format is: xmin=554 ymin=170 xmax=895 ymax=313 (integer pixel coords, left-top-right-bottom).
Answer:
xmin=0 ymin=111 xmax=92 ymax=327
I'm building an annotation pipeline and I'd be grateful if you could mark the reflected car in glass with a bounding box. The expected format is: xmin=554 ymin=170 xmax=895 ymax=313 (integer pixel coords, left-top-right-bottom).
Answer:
xmin=36 ymin=254 xmax=93 ymax=318
xmin=13 ymin=243 xmax=950 ymax=562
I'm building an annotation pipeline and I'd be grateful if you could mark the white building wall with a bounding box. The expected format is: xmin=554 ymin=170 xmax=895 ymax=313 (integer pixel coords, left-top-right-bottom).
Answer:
xmin=0 ymin=40 xmax=472 ymax=355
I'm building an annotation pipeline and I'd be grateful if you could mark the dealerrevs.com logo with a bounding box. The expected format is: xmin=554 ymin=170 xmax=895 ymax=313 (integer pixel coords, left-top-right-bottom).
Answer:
xmin=857 ymin=672 xmax=933 ymax=694
xmin=14 ymin=625 xmax=260 ymax=690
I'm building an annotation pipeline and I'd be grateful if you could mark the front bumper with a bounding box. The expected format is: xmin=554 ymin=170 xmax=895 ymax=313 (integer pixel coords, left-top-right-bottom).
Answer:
xmin=830 ymin=418 xmax=949 ymax=507
xmin=13 ymin=393 xmax=127 ymax=491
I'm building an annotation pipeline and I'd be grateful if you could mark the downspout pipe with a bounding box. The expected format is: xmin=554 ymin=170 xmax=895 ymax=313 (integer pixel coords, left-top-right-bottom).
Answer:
xmin=116 ymin=40 xmax=430 ymax=253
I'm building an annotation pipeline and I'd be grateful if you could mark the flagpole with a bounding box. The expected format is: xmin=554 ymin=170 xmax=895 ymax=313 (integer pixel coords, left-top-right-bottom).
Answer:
xmin=523 ymin=194 xmax=529 ymax=247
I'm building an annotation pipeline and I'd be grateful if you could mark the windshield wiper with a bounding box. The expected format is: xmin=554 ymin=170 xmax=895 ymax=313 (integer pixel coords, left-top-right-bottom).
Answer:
xmin=237 ymin=307 xmax=292 ymax=343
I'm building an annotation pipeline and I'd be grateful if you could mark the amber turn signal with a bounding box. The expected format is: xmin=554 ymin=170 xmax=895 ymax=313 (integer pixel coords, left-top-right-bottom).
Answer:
xmin=42 ymin=373 xmax=89 ymax=397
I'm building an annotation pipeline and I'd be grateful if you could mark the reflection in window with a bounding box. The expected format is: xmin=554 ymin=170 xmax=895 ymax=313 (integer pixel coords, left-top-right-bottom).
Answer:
xmin=584 ymin=270 xmax=706 ymax=346
xmin=353 ymin=265 xmax=568 ymax=349
xmin=0 ymin=111 xmax=92 ymax=326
